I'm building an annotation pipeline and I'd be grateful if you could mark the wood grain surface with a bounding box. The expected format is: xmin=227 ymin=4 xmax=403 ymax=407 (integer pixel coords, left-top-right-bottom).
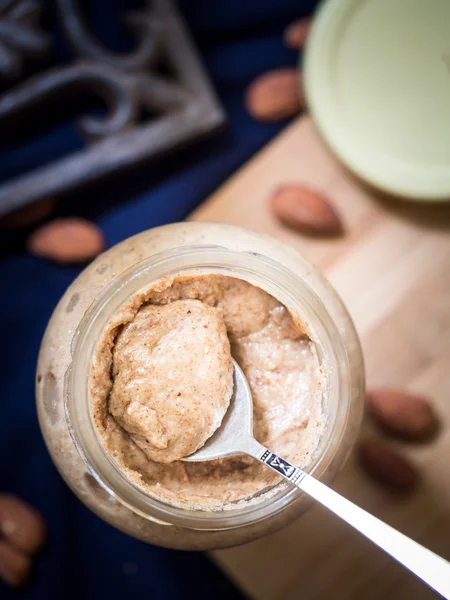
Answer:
xmin=190 ymin=116 xmax=450 ymax=600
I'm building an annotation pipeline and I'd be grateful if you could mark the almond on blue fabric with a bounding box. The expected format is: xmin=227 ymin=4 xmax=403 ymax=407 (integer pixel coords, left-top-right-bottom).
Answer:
xmin=283 ymin=17 xmax=312 ymax=50
xmin=245 ymin=68 xmax=304 ymax=122
xmin=28 ymin=218 xmax=105 ymax=264
xmin=0 ymin=541 xmax=32 ymax=588
xmin=0 ymin=495 xmax=46 ymax=555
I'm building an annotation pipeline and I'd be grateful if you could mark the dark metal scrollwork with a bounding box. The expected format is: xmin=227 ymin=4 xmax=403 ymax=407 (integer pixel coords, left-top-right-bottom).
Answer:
xmin=0 ymin=0 xmax=50 ymax=79
xmin=57 ymin=0 xmax=159 ymax=72
xmin=0 ymin=0 xmax=225 ymax=217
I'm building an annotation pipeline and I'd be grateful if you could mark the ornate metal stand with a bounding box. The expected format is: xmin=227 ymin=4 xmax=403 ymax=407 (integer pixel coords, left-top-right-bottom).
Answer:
xmin=0 ymin=0 xmax=226 ymax=217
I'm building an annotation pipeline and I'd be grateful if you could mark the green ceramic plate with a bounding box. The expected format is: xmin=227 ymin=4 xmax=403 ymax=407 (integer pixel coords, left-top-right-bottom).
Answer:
xmin=305 ymin=0 xmax=450 ymax=201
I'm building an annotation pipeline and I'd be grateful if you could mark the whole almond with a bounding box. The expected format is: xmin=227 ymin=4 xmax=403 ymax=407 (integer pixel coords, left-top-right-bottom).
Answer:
xmin=283 ymin=17 xmax=312 ymax=50
xmin=0 ymin=199 xmax=55 ymax=229
xmin=270 ymin=185 xmax=342 ymax=234
xmin=0 ymin=495 xmax=46 ymax=555
xmin=367 ymin=389 xmax=439 ymax=442
xmin=358 ymin=440 xmax=420 ymax=493
xmin=27 ymin=217 xmax=105 ymax=264
xmin=0 ymin=540 xmax=32 ymax=588
xmin=245 ymin=68 xmax=304 ymax=122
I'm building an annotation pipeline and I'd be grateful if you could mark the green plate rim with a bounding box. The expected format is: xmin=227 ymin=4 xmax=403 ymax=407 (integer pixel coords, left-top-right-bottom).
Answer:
xmin=304 ymin=0 xmax=450 ymax=202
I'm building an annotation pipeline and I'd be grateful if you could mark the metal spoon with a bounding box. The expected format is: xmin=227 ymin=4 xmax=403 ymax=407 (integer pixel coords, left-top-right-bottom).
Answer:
xmin=184 ymin=359 xmax=450 ymax=599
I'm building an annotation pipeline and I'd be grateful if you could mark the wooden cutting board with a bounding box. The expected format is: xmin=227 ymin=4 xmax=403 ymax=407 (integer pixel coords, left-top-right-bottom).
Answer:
xmin=190 ymin=116 xmax=450 ymax=600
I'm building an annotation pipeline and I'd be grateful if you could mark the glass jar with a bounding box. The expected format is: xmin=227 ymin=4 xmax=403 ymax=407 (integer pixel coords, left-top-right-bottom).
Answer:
xmin=36 ymin=222 xmax=364 ymax=550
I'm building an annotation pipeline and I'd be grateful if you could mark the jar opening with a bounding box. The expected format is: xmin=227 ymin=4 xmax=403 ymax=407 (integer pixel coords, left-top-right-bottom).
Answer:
xmin=65 ymin=246 xmax=353 ymax=531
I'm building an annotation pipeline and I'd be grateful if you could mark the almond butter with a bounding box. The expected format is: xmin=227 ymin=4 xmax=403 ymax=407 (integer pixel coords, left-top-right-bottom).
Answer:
xmin=367 ymin=389 xmax=439 ymax=442
xmin=270 ymin=185 xmax=342 ymax=234
xmin=0 ymin=495 xmax=46 ymax=555
xmin=283 ymin=17 xmax=312 ymax=50
xmin=0 ymin=540 xmax=32 ymax=588
xmin=245 ymin=68 xmax=304 ymax=122
xmin=358 ymin=440 xmax=420 ymax=493
xmin=0 ymin=199 xmax=55 ymax=229
xmin=27 ymin=217 xmax=105 ymax=264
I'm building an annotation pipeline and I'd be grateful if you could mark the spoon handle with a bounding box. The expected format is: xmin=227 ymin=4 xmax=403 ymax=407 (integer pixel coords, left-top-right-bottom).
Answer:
xmin=247 ymin=439 xmax=450 ymax=599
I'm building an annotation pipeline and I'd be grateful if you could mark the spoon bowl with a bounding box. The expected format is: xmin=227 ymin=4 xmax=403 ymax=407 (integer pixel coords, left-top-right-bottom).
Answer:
xmin=184 ymin=359 xmax=254 ymax=462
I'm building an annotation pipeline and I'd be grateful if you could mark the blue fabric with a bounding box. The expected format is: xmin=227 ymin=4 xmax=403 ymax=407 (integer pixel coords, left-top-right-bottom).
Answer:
xmin=0 ymin=1 xmax=316 ymax=598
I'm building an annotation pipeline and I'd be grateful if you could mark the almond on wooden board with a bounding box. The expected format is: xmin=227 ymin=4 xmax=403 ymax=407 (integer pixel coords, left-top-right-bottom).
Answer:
xmin=0 ymin=540 xmax=32 ymax=588
xmin=367 ymin=389 xmax=439 ymax=442
xmin=245 ymin=68 xmax=304 ymax=122
xmin=358 ymin=440 xmax=420 ymax=494
xmin=0 ymin=495 xmax=46 ymax=555
xmin=27 ymin=217 xmax=105 ymax=264
xmin=283 ymin=17 xmax=312 ymax=50
xmin=270 ymin=185 xmax=342 ymax=235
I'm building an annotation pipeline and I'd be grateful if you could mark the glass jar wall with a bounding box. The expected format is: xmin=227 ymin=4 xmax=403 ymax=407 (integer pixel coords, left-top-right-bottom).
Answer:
xmin=37 ymin=223 xmax=364 ymax=550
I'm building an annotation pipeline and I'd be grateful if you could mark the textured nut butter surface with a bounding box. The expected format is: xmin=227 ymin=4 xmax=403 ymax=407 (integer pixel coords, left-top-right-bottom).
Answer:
xmin=91 ymin=275 xmax=325 ymax=510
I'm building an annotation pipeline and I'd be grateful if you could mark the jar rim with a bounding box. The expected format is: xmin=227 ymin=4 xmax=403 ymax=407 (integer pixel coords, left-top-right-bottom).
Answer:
xmin=65 ymin=245 xmax=354 ymax=531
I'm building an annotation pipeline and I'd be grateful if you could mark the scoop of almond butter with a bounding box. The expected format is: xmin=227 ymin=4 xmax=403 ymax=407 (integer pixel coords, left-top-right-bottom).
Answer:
xmin=109 ymin=299 xmax=234 ymax=463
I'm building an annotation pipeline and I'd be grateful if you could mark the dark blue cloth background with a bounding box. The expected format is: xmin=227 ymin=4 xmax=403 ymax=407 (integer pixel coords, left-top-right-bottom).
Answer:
xmin=0 ymin=1 xmax=316 ymax=598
